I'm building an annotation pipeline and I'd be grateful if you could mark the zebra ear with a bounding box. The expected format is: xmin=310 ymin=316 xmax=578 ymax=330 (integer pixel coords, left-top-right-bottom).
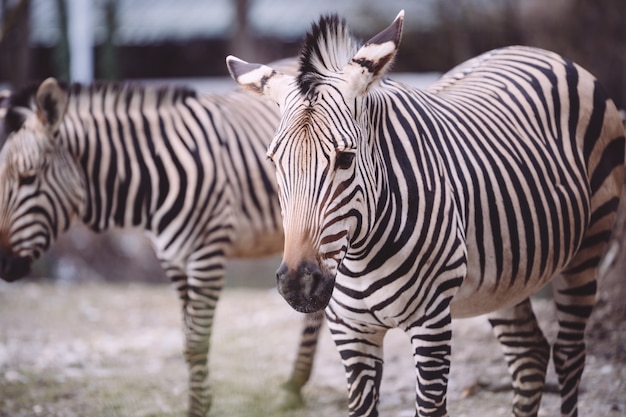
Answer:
xmin=35 ymin=77 xmax=67 ymax=132
xmin=226 ymin=56 xmax=292 ymax=105
xmin=343 ymin=10 xmax=404 ymax=96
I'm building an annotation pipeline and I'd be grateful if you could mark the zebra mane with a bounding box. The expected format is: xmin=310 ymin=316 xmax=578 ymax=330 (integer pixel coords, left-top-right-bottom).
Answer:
xmin=3 ymin=82 xmax=197 ymax=135
xmin=66 ymin=82 xmax=197 ymax=109
xmin=297 ymin=14 xmax=359 ymax=95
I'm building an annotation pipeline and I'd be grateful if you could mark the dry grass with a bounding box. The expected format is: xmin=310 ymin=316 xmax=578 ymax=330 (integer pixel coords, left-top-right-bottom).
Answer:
xmin=0 ymin=282 xmax=624 ymax=417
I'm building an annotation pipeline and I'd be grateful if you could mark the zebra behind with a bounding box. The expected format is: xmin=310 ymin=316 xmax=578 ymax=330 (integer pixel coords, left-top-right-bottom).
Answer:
xmin=227 ymin=11 xmax=625 ymax=417
xmin=0 ymin=78 xmax=324 ymax=416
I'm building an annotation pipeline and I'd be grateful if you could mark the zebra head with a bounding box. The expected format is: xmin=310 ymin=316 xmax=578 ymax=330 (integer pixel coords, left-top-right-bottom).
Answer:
xmin=0 ymin=78 xmax=85 ymax=281
xmin=227 ymin=12 xmax=403 ymax=312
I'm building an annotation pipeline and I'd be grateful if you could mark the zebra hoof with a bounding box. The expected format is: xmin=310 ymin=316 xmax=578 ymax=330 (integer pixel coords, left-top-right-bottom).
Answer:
xmin=276 ymin=382 xmax=305 ymax=410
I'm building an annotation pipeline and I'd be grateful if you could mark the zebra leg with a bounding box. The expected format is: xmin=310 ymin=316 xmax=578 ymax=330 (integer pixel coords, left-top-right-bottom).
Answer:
xmin=550 ymin=152 xmax=621 ymax=417
xmin=550 ymin=271 xmax=597 ymax=417
xmin=408 ymin=313 xmax=453 ymax=417
xmin=278 ymin=310 xmax=325 ymax=409
xmin=165 ymin=260 xmax=224 ymax=417
xmin=182 ymin=287 xmax=220 ymax=417
xmin=487 ymin=298 xmax=550 ymax=417
xmin=341 ymin=334 xmax=385 ymax=417
xmin=326 ymin=310 xmax=386 ymax=417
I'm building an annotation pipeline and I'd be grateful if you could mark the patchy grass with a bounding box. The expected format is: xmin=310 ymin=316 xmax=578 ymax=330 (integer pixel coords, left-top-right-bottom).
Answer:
xmin=0 ymin=282 xmax=624 ymax=417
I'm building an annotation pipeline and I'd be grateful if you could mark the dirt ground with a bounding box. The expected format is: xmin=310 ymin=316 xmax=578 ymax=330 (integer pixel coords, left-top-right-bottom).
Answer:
xmin=0 ymin=280 xmax=624 ymax=417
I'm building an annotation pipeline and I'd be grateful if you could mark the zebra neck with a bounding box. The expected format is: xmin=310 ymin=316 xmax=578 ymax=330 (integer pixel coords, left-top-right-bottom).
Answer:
xmin=59 ymin=116 xmax=149 ymax=233
xmin=58 ymin=84 xmax=196 ymax=233
xmin=353 ymin=90 xmax=454 ymax=249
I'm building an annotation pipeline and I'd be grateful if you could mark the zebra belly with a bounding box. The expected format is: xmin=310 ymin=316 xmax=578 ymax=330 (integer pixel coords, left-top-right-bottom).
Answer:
xmin=449 ymin=235 xmax=576 ymax=318
xmin=447 ymin=181 xmax=589 ymax=318
xmin=449 ymin=268 xmax=553 ymax=318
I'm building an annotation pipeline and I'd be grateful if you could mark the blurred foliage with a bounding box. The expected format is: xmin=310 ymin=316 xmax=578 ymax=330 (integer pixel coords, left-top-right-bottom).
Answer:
xmin=53 ymin=0 xmax=69 ymax=82
xmin=395 ymin=0 xmax=625 ymax=108
xmin=98 ymin=0 xmax=119 ymax=80
xmin=520 ymin=0 xmax=625 ymax=109
xmin=0 ymin=0 xmax=30 ymax=89
xmin=1 ymin=0 xmax=623 ymax=106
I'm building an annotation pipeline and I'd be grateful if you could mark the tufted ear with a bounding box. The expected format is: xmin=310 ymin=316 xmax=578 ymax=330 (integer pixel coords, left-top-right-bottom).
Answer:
xmin=35 ymin=77 xmax=67 ymax=132
xmin=342 ymin=10 xmax=404 ymax=97
xmin=226 ymin=56 xmax=293 ymax=105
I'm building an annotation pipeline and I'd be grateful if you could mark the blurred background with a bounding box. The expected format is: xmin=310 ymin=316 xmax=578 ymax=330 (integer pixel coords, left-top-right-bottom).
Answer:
xmin=2 ymin=0 xmax=624 ymax=101
xmin=0 ymin=0 xmax=624 ymax=287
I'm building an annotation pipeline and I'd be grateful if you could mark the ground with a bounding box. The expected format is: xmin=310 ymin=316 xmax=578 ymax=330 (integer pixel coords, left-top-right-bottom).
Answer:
xmin=0 ymin=280 xmax=624 ymax=417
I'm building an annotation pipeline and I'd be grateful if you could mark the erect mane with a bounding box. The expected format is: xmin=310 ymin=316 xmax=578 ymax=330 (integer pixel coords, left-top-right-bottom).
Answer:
xmin=297 ymin=14 xmax=359 ymax=95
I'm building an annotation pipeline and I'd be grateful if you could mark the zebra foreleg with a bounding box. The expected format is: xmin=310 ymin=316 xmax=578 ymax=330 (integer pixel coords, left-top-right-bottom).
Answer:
xmin=278 ymin=310 xmax=325 ymax=409
xmin=166 ymin=261 xmax=223 ymax=417
xmin=182 ymin=295 xmax=218 ymax=417
xmin=408 ymin=312 xmax=453 ymax=417
xmin=326 ymin=310 xmax=386 ymax=417
xmin=551 ymin=271 xmax=597 ymax=417
xmin=487 ymin=298 xmax=550 ymax=417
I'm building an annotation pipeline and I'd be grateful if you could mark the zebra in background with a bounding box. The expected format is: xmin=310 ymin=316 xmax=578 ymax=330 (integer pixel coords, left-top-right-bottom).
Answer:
xmin=227 ymin=11 xmax=625 ymax=417
xmin=0 ymin=77 xmax=324 ymax=416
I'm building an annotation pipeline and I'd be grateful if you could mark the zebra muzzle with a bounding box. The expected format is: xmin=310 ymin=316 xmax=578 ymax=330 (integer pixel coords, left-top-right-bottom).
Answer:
xmin=276 ymin=261 xmax=334 ymax=313
xmin=0 ymin=247 xmax=31 ymax=282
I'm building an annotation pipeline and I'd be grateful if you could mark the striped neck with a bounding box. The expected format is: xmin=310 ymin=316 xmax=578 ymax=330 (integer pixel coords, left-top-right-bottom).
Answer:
xmin=57 ymin=83 xmax=197 ymax=232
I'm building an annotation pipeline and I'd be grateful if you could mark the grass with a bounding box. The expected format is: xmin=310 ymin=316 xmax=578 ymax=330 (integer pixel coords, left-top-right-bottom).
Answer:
xmin=1 ymin=281 xmax=624 ymax=417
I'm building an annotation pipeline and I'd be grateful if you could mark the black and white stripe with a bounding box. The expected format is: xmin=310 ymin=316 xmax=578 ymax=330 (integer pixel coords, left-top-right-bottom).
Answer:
xmin=0 ymin=78 xmax=323 ymax=417
xmin=228 ymin=11 xmax=625 ymax=417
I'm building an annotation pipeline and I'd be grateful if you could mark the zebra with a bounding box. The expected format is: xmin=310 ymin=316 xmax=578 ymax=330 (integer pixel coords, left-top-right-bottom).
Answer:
xmin=0 ymin=77 xmax=325 ymax=416
xmin=226 ymin=11 xmax=625 ymax=417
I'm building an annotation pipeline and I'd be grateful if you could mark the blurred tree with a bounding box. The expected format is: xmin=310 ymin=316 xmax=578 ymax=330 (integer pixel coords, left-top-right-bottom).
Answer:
xmin=399 ymin=0 xmax=624 ymax=108
xmin=0 ymin=0 xmax=30 ymax=89
xmin=53 ymin=0 xmax=70 ymax=82
xmin=231 ymin=0 xmax=260 ymax=63
xmin=398 ymin=0 xmax=524 ymax=74
xmin=98 ymin=0 xmax=119 ymax=80
xmin=519 ymin=0 xmax=626 ymax=109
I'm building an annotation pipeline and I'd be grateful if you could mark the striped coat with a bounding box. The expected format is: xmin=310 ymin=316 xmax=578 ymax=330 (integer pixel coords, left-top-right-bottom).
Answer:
xmin=228 ymin=11 xmax=624 ymax=417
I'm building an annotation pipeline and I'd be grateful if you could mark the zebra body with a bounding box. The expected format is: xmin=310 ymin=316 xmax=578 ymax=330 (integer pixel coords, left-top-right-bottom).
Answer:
xmin=0 ymin=79 xmax=323 ymax=416
xmin=228 ymin=11 xmax=624 ymax=417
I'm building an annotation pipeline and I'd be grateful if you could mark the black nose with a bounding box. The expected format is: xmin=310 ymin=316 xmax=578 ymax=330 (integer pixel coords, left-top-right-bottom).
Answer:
xmin=0 ymin=246 xmax=31 ymax=282
xmin=276 ymin=262 xmax=289 ymax=284
xmin=276 ymin=261 xmax=334 ymax=313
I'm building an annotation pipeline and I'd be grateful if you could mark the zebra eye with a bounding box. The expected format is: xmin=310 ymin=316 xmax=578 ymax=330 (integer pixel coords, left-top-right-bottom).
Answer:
xmin=18 ymin=173 xmax=37 ymax=186
xmin=335 ymin=152 xmax=355 ymax=170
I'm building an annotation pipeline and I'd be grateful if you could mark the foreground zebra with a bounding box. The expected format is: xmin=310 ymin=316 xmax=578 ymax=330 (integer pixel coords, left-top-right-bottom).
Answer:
xmin=0 ymin=78 xmax=324 ymax=416
xmin=227 ymin=11 xmax=625 ymax=417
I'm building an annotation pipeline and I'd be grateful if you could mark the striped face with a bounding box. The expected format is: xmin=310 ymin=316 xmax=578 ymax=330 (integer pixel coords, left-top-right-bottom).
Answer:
xmin=267 ymin=87 xmax=364 ymax=312
xmin=227 ymin=12 xmax=403 ymax=312
xmin=0 ymin=79 xmax=84 ymax=281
